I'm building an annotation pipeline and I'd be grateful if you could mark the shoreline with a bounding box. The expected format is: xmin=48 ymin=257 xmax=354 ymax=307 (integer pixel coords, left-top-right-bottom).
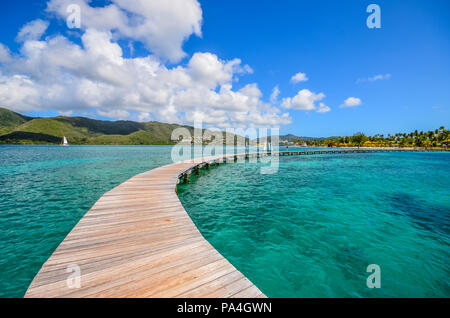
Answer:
xmin=1 ymin=144 xmax=449 ymax=151
xmin=307 ymin=146 xmax=449 ymax=151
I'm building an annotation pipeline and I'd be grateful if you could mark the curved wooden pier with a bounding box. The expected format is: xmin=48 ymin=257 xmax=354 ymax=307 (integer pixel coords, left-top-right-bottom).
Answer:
xmin=25 ymin=149 xmax=447 ymax=298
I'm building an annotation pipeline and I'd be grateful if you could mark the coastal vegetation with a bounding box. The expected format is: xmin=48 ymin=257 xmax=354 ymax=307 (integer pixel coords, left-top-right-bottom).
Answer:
xmin=294 ymin=129 xmax=449 ymax=149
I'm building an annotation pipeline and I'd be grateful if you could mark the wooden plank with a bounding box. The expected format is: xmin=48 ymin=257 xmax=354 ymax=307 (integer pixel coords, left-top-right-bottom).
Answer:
xmin=26 ymin=149 xmax=436 ymax=298
xmin=25 ymin=154 xmax=265 ymax=298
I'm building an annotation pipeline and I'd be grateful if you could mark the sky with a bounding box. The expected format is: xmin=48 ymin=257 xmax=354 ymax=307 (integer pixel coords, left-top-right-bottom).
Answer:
xmin=0 ymin=0 xmax=449 ymax=137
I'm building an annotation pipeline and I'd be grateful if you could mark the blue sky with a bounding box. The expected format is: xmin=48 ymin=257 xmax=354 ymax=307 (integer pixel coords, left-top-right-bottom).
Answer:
xmin=0 ymin=0 xmax=449 ymax=137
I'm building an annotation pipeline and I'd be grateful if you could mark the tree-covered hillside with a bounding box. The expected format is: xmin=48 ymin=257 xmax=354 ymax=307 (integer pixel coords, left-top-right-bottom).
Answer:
xmin=0 ymin=108 xmax=196 ymax=145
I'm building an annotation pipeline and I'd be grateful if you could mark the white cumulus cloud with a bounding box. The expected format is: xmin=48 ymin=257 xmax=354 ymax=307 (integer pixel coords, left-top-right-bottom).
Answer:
xmin=0 ymin=74 xmax=40 ymax=112
xmin=97 ymin=109 xmax=131 ymax=120
xmin=16 ymin=19 xmax=49 ymax=42
xmin=0 ymin=44 xmax=12 ymax=63
xmin=0 ymin=5 xmax=291 ymax=128
xmin=188 ymin=52 xmax=251 ymax=89
xmin=270 ymin=86 xmax=280 ymax=104
xmin=291 ymin=72 xmax=308 ymax=84
xmin=341 ymin=97 xmax=362 ymax=108
xmin=281 ymin=89 xmax=325 ymax=111
xmin=46 ymin=0 xmax=203 ymax=62
xmin=317 ymin=103 xmax=331 ymax=113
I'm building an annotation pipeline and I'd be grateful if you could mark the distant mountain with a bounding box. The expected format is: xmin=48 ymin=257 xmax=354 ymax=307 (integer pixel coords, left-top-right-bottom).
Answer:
xmin=0 ymin=108 xmax=222 ymax=145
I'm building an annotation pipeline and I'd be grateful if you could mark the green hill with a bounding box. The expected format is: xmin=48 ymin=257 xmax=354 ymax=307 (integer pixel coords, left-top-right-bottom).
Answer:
xmin=0 ymin=108 xmax=33 ymax=135
xmin=0 ymin=108 xmax=199 ymax=145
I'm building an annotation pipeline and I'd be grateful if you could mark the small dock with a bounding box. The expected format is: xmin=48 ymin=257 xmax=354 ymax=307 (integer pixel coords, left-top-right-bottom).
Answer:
xmin=25 ymin=148 xmax=447 ymax=298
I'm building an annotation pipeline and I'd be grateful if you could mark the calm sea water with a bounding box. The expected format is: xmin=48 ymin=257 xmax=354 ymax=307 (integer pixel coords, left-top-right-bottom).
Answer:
xmin=178 ymin=151 xmax=450 ymax=297
xmin=0 ymin=145 xmax=174 ymax=298
xmin=0 ymin=146 xmax=449 ymax=298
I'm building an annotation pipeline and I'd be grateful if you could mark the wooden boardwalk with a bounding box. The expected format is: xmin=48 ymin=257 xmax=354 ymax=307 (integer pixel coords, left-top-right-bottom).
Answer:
xmin=25 ymin=154 xmax=267 ymax=298
xmin=25 ymin=148 xmax=447 ymax=298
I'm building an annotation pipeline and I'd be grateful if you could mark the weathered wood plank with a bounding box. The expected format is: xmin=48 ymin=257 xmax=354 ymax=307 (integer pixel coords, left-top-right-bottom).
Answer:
xmin=25 ymin=154 xmax=266 ymax=298
xmin=26 ymin=149 xmax=438 ymax=298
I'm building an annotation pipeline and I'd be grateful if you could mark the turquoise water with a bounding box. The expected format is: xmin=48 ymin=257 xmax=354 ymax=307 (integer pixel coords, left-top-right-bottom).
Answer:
xmin=0 ymin=145 xmax=174 ymax=297
xmin=178 ymin=152 xmax=450 ymax=297
xmin=1 ymin=146 xmax=449 ymax=298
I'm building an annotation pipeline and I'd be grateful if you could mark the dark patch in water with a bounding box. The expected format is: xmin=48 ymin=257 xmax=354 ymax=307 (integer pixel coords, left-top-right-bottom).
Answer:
xmin=389 ymin=192 xmax=450 ymax=236
xmin=334 ymin=246 xmax=370 ymax=282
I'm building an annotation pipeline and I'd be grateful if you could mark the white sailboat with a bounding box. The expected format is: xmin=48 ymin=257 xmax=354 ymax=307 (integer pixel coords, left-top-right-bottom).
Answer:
xmin=62 ymin=136 xmax=69 ymax=146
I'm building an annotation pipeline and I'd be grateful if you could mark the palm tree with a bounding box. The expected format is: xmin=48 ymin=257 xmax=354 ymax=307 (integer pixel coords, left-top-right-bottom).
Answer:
xmin=327 ymin=139 xmax=336 ymax=148
xmin=415 ymin=137 xmax=424 ymax=147
xmin=352 ymin=133 xmax=367 ymax=148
